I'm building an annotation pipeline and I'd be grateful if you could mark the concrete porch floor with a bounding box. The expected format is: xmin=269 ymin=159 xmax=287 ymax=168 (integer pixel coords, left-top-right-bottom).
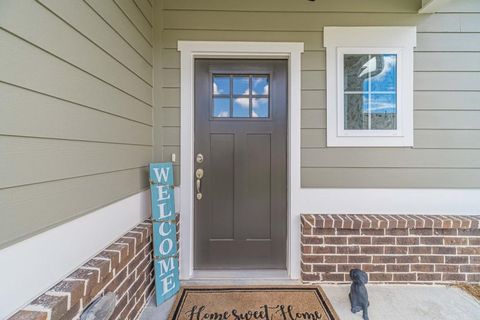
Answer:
xmin=140 ymin=283 xmax=480 ymax=320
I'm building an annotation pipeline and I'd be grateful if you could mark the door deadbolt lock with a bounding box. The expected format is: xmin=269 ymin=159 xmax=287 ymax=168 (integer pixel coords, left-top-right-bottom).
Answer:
xmin=196 ymin=153 xmax=204 ymax=164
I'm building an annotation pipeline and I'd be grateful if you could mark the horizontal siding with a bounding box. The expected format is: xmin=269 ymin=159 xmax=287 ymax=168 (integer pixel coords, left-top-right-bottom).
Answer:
xmin=414 ymin=91 xmax=480 ymax=110
xmin=159 ymin=0 xmax=480 ymax=189
xmin=135 ymin=0 xmax=153 ymax=25
xmin=0 ymin=0 xmax=151 ymax=105
xmin=302 ymin=149 xmax=480 ymax=168
xmin=0 ymin=168 xmax=148 ymax=248
xmin=438 ymin=0 xmax=480 ymax=13
xmin=302 ymin=129 xmax=480 ymax=149
xmin=115 ymin=0 xmax=153 ymax=44
xmin=38 ymin=0 xmax=152 ymax=84
xmin=415 ymin=72 xmax=480 ymax=91
xmin=301 ymin=168 xmax=480 ymax=188
xmin=163 ymin=0 xmax=421 ymax=12
xmin=0 ymin=30 xmax=152 ymax=125
xmin=85 ymin=0 xmax=153 ymax=65
xmin=0 ymin=83 xmax=152 ymax=145
xmin=0 ymin=0 xmax=153 ymax=247
xmin=1 ymin=137 xmax=151 ymax=189
xmin=415 ymin=52 xmax=480 ymax=72
xmin=163 ymin=11 xmax=480 ymax=33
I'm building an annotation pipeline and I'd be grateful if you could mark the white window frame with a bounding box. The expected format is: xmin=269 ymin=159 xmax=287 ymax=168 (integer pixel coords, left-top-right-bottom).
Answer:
xmin=324 ymin=27 xmax=416 ymax=147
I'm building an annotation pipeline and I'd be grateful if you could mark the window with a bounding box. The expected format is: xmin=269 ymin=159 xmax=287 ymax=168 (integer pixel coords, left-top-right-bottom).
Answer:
xmin=212 ymin=75 xmax=270 ymax=118
xmin=324 ymin=27 xmax=416 ymax=146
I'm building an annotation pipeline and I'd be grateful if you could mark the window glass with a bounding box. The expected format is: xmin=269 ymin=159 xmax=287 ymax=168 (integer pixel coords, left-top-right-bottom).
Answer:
xmin=213 ymin=98 xmax=230 ymax=117
xmin=252 ymin=98 xmax=269 ymax=118
xmin=344 ymin=54 xmax=397 ymax=130
xmin=233 ymin=77 xmax=250 ymax=95
xmin=252 ymin=77 xmax=269 ymax=95
xmin=233 ymin=98 xmax=250 ymax=117
xmin=212 ymin=74 xmax=270 ymax=118
xmin=213 ymin=76 xmax=230 ymax=95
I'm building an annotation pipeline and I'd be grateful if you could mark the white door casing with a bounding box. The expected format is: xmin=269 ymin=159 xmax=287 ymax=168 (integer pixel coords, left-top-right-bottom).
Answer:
xmin=177 ymin=41 xmax=304 ymax=279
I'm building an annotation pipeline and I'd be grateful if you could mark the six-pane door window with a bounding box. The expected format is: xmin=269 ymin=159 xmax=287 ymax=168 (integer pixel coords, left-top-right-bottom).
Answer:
xmin=212 ymin=75 xmax=270 ymax=118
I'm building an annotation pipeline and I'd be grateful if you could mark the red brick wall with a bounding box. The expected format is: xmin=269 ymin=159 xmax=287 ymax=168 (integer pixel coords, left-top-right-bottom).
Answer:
xmin=301 ymin=214 xmax=480 ymax=284
xmin=9 ymin=220 xmax=154 ymax=320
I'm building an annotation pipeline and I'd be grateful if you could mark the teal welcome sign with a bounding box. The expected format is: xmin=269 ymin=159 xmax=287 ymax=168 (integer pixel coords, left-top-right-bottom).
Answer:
xmin=149 ymin=163 xmax=180 ymax=305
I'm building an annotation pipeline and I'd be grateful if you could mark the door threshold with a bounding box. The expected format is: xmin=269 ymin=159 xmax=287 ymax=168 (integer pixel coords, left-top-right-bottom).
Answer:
xmin=186 ymin=269 xmax=300 ymax=285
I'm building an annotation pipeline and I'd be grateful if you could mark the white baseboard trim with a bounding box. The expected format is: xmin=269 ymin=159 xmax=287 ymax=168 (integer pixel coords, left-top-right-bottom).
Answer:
xmin=0 ymin=190 xmax=150 ymax=319
xmin=297 ymin=188 xmax=480 ymax=214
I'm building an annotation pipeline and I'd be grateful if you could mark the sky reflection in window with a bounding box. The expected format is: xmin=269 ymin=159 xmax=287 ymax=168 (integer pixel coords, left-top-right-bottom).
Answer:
xmin=344 ymin=54 xmax=397 ymax=130
xmin=212 ymin=74 xmax=270 ymax=118
xmin=233 ymin=77 xmax=249 ymax=95
xmin=213 ymin=98 xmax=230 ymax=117
xmin=213 ymin=76 xmax=230 ymax=95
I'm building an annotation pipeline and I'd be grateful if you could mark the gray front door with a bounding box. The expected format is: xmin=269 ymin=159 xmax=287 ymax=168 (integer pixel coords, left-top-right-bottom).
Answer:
xmin=194 ymin=59 xmax=288 ymax=269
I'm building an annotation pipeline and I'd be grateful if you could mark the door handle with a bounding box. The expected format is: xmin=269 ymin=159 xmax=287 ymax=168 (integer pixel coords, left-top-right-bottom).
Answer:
xmin=195 ymin=168 xmax=204 ymax=200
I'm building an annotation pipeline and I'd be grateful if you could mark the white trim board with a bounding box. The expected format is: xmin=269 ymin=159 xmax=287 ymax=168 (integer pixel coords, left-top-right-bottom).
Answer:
xmin=0 ymin=191 xmax=150 ymax=319
xmin=297 ymin=188 xmax=480 ymax=215
xmin=177 ymin=41 xmax=304 ymax=281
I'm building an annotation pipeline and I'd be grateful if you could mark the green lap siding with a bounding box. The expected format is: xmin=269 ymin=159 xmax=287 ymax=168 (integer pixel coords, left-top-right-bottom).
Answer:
xmin=0 ymin=0 xmax=153 ymax=248
xmin=155 ymin=0 xmax=480 ymax=188
xmin=2 ymin=0 xmax=480 ymax=247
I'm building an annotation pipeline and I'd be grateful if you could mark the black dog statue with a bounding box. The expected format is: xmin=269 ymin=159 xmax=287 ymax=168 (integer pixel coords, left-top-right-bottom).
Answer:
xmin=349 ymin=269 xmax=369 ymax=320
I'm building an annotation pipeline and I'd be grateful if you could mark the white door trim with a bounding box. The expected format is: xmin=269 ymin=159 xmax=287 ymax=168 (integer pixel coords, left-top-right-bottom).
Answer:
xmin=177 ymin=41 xmax=304 ymax=280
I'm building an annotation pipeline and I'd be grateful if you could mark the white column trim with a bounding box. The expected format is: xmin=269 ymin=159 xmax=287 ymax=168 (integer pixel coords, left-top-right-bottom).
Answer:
xmin=178 ymin=41 xmax=304 ymax=280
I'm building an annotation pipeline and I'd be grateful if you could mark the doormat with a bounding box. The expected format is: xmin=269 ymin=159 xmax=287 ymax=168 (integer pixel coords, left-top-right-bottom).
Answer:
xmin=168 ymin=286 xmax=339 ymax=320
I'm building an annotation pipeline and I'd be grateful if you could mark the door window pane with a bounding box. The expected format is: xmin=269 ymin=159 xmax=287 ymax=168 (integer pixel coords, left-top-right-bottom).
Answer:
xmin=252 ymin=77 xmax=269 ymax=95
xmin=233 ymin=77 xmax=250 ymax=95
xmin=213 ymin=98 xmax=230 ymax=117
xmin=233 ymin=98 xmax=250 ymax=117
xmin=213 ymin=76 xmax=230 ymax=95
xmin=344 ymin=54 xmax=397 ymax=130
xmin=212 ymin=74 xmax=270 ymax=118
xmin=252 ymin=98 xmax=269 ymax=118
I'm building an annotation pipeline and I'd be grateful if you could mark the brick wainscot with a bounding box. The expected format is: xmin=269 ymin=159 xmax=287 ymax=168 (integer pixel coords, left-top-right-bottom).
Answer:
xmin=9 ymin=221 xmax=155 ymax=320
xmin=301 ymin=214 xmax=480 ymax=284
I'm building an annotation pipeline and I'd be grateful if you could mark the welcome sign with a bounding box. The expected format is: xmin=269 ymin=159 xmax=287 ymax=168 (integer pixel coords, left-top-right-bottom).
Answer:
xmin=149 ymin=163 xmax=180 ymax=305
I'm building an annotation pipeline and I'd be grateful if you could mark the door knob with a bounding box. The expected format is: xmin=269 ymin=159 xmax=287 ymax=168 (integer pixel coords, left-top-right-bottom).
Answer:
xmin=196 ymin=168 xmax=204 ymax=179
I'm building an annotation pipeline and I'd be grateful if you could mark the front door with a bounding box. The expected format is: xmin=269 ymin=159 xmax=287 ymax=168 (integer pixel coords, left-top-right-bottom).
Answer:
xmin=194 ymin=59 xmax=288 ymax=269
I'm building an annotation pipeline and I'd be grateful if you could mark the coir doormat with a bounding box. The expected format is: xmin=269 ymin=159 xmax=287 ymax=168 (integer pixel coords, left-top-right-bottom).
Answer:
xmin=168 ymin=286 xmax=339 ymax=320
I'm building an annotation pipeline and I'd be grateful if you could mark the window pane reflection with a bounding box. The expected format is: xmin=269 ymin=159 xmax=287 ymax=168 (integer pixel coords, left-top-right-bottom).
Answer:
xmin=233 ymin=77 xmax=249 ymax=95
xmin=233 ymin=98 xmax=250 ymax=117
xmin=252 ymin=98 xmax=269 ymax=118
xmin=213 ymin=76 xmax=230 ymax=95
xmin=213 ymin=98 xmax=230 ymax=117
xmin=344 ymin=54 xmax=397 ymax=130
xmin=212 ymin=74 xmax=270 ymax=118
